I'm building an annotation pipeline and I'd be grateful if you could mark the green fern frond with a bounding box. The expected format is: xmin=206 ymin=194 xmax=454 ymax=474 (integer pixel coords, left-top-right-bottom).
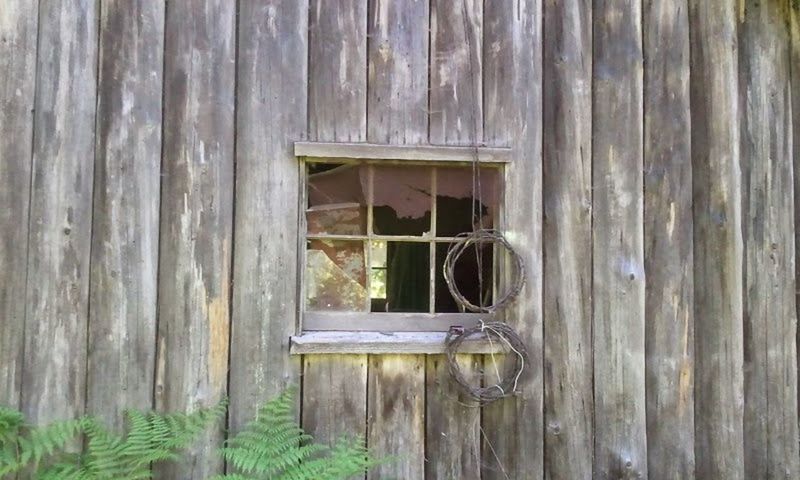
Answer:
xmin=0 ymin=408 xmax=85 ymax=477
xmin=216 ymin=387 xmax=381 ymax=480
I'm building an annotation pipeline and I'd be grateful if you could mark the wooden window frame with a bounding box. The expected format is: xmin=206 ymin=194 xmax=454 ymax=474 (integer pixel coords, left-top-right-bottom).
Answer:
xmin=291 ymin=142 xmax=511 ymax=354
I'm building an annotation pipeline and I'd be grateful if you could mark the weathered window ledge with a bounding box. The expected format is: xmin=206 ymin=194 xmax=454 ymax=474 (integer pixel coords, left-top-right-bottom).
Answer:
xmin=289 ymin=331 xmax=510 ymax=355
xmin=295 ymin=141 xmax=511 ymax=164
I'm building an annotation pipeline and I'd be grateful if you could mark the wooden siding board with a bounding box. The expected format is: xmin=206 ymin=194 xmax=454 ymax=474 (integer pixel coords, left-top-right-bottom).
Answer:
xmin=0 ymin=0 xmax=38 ymax=410
xmin=793 ymin=4 xmax=800 ymax=436
xmin=21 ymin=0 xmax=98 ymax=425
xmin=689 ymin=0 xmax=745 ymax=478
xmin=303 ymin=0 xmax=369 ymax=451
xmin=366 ymin=1 xmax=428 ymax=478
xmin=541 ymin=0 xmax=594 ymax=477
xmin=367 ymin=355 xmax=425 ymax=480
xmin=592 ymin=0 xmax=647 ymax=477
xmin=642 ymin=0 xmax=695 ymax=478
xmin=429 ymin=0 xmax=483 ymax=146
xmin=426 ymin=2 xmax=483 ymax=477
xmin=739 ymin=2 xmax=800 ymax=477
xmin=154 ymin=0 xmax=235 ymax=477
xmin=482 ymin=1 xmax=544 ymax=479
xmin=308 ymin=0 xmax=367 ymax=143
xmin=229 ymin=0 xmax=308 ymax=434
xmin=366 ymin=0 xmax=429 ymax=145
xmin=87 ymin=0 xmax=164 ymax=430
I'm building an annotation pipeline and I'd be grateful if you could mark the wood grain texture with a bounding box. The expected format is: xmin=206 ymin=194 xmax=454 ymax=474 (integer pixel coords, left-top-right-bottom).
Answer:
xmin=228 ymin=0 xmax=307 ymax=434
xmin=367 ymin=355 xmax=425 ymax=480
xmin=482 ymin=1 xmax=544 ymax=479
xmin=21 ymin=0 xmax=98 ymax=425
xmin=295 ymin=141 xmax=511 ymax=163
xmin=425 ymin=355 xmax=481 ymax=480
xmin=154 ymin=0 xmax=235 ymax=477
xmin=426 ymin=3 xmax=483 ymax=477
xmin=793 ymin=5 xmax=800 ymax=425
xmin=367 ymin=0 xmax=428 ymax=144
xmin=303 ymin=0 xmax=368 ymax=452
xmin=0 ymin=0 xmax=38 ymax=410
xmin=739 ymin=1 xmax=799 ymax=477
xmin=87 ymin=0 xmax=164 ymax=430
xmin=689 ymin=0 xmax=745 ymax=477
xmin=542 ymin=0 xmax=593 ymax=477
xmin=308 ymin=0 xmax=366 ymax=143
xmin=366 ymin=2 xmax=428 ymax=477
xmin=429 ymin=0 xmax=482 ymax=145
xmin=592 ymin=0 xmax=646 ymax=477
xmin=302 ymin=355 xmax=367 ymax=445
xmin=291 ymin=331 xmax=511 ymax=355
xmin=642 ymin=0 xmax=694 ymax=478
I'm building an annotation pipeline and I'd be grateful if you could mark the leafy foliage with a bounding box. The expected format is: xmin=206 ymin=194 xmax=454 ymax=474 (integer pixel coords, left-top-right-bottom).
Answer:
xmin=213 ymin=387 xmax=379 ymax=480
xmin=0 ymin=401 xmax=226 ymax=480
xmin=1 ymin=389 xmax=381 ymax=480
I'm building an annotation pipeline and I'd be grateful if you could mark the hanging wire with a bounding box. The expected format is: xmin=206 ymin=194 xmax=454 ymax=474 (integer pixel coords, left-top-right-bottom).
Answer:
xmin=440 ymin=0 xmax=529 ymax=405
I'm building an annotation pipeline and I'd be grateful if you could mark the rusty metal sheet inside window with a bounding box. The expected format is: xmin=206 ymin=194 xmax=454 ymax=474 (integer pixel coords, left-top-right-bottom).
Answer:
xmin=305 ymin=162 xmax=501 ymax=317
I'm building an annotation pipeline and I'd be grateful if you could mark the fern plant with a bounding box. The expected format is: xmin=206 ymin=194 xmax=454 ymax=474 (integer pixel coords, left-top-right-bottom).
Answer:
xmin=0 ymin=401 xmax=226 ymax=480
xmin=0 ymin=406 xmax=87 ymax=477
xmin=213 ymin=387 xmax=380 ymax=480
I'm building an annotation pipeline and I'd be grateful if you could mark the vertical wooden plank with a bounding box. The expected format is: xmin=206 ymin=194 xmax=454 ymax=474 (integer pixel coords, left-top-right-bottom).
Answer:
xmin=429 ymin=0 xmax=482 ymax=145
xmin=592 ymin=0 xmax=646 ymax=478
xmin=688 ymin=1 xmax=745 ymax=478
xmin=426 ymin=2 xmax=482 ymax=478
xmin=541 ymin=0 xmax=593 ymax=478
xmin=367 ymin=0 xmax=428 ymax=145
xmin=642 ymin=0 xmax=694 ymax=478
xmin=308 ymin=0 xmax=366 ymax=144
xmin=154 ymin=0 xmax=235 ymax=477
xmin=367 ymin=355 xmax=425 ymax=480
xmin=303 ymin=0 xmax=368 ymax=448
xmin=87 ymin=0 xmax=164 ymax=430
xmin=483 ymin=1 xmax=543 ymax=479
xmin=793 ymin=4 xmax=800 ymax=418
xmin=0 ymin=0 xmax=38 ymax=409
xmin=739 ymin=1 xmax=799 ymax=477
xmin=366 ymin=1 xmax=428 ymax=478
xmin=229 ymin=0 xmax=307 ymax=433
xmin=21 ymin=0 xmax=98 ymax=425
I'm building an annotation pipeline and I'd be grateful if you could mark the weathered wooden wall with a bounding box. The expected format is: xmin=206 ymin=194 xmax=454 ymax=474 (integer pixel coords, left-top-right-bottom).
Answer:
xmin=2 ymin=1 xmax=800 ymax=479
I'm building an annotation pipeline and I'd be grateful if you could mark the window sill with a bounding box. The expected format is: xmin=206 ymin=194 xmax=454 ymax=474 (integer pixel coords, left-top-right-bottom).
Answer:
xmin=289 ymin=331 xmax=510 ymax=355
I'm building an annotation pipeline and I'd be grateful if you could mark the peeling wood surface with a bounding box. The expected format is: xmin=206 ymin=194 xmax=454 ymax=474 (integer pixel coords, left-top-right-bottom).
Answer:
xmin=3 ymin=2 xmax=800 ymax=480
xmin=21 ymin=0 xmax=98 ymax=426
xmin=481 ymin=1 xmax=544 ymax=478
xmin=0 ymin=0 xmax=37 ymax=410
xmin=643 ymin=0 xmax=695 ymax=478
xmin=303 ymin=0 xmax=368 ymax=453
xmin=689 ymin=1 xmax=745 ymax=477
xmin=87 ymin=0 xmax=164 ymax=430
xmin=154 ymin=0 xmax=235 ymax=477
xmin=592 ymin=0 xmax=647 ymax=477
xmin=541 ymin=0 xmax=594 ymax=477
xmin=227 ymin=0 xmax=307 ymax=436
xmin=367 ymin=355 xmax=425 ymax=480
xmin=739 ymin=1 xmax=799 ymax=477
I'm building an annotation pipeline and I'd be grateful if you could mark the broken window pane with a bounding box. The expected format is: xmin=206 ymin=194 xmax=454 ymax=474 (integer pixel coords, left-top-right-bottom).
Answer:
xmin=306 ymin=239 xmax=367 ymax=311
xmin=383 ymin=241 xmax=430 ymax=313
xmin=434 ymin=241 xmax=494 ymax=313
xmin=436 ymin=166 xmax=499 ymax=236
xmin=307 ymin=163 xmax=368 ymax=235
xmin=372 ymin=166 xmax=433 ymax=236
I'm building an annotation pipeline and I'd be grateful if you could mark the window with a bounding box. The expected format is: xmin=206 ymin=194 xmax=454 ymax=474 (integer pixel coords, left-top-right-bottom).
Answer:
xmin=296 ymin=142 xmax=510 ymax=337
